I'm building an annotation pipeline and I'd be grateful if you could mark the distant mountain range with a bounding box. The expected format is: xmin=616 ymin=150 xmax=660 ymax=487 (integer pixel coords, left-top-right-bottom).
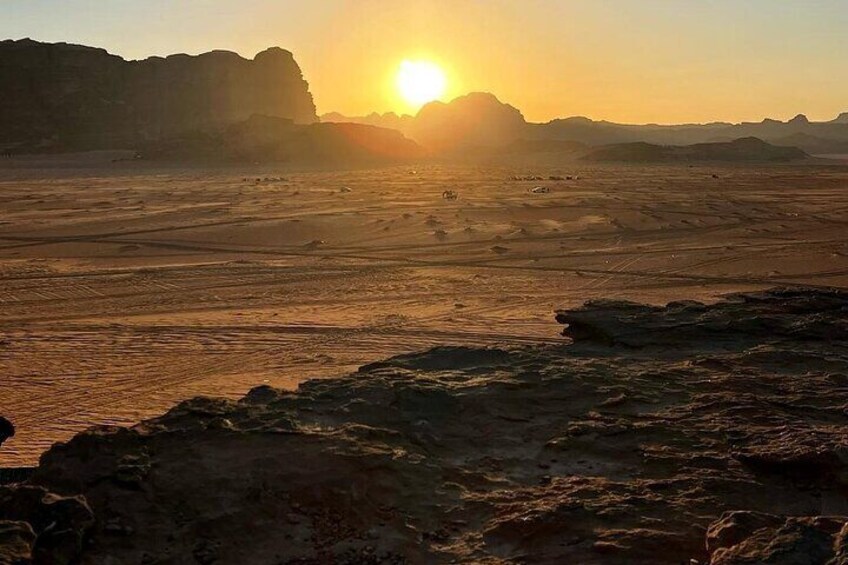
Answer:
xmin=322 ymin=92 xmax=848 ymax=156
xmin=1 ymin=39 xmax=844 ymax=163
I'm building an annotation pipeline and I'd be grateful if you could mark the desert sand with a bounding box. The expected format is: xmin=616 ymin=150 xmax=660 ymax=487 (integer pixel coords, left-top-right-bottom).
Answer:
xmin=2 ymin=155 xmax=848 ymax=467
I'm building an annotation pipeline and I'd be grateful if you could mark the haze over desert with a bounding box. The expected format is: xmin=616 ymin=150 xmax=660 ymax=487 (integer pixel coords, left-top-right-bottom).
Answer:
xmin=1 ymin=2 xmax=848 ymax=564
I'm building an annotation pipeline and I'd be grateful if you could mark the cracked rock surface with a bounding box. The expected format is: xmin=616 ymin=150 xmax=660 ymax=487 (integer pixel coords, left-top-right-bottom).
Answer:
xmin=2 ymin=288 xmax=847 ymax=564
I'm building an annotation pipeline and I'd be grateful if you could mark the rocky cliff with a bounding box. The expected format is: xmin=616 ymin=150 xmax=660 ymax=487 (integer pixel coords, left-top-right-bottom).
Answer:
xmin=0 ymin=39 xmax=317 ymax=151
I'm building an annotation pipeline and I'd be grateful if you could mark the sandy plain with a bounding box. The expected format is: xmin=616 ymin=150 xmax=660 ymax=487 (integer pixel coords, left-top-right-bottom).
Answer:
xmin=2 ymin=155 xmax=847 ymax=465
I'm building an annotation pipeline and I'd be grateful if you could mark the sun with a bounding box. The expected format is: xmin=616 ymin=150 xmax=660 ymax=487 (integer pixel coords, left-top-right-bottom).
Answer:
xmin=396 ymin=60 xmax=447 ymax=107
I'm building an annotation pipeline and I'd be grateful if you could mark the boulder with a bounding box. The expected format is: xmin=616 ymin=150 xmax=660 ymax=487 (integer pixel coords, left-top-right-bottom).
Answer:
xmin=0 ymin=521 xmax=35 ymax=565
xmin=0 ymin=486 xmax=94 ymax=565
xmin=0 ymin=418 xmax=13 ymax=448
xmin=707 ymin=511 xmax=847 ymax=564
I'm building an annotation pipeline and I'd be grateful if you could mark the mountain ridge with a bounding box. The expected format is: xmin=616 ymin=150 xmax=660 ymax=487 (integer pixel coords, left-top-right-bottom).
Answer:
xmin=323 ymin=93 xmax=848 ymax=154
xmin=581 ymin=137 xmax=808 ymax=163
xmin=0 ymin=38 xmax=318 ymax=151
xmin=2 ymin=39 xmax=845 ymax=158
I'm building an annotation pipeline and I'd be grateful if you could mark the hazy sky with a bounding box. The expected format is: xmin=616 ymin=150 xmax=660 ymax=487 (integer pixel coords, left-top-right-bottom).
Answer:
xmin=3 ymin=0 xmax=847 ymax=124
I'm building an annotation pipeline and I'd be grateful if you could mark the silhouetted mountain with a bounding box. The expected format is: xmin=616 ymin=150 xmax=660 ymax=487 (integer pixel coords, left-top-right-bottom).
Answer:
xmin=328 ymin=93 xmax=848 ymax=155
xmin=2 ymin=38 xmax=845 ymax=160
xmin=582 ymin=137 xmax=808 ymax=163
xmin=322 ymin=111 xmax=413 ymax=133
xmin=409 ymin=92 xmax=526 ymax=152
xmin=525 ymin=117 xmax=725 ymax=147
xmin=0 ymin=39 xmax=317 ymax=151
xmin=770 ymin=133 xmax=848 ymax=155
xmin=323 ymin=93 xmax=525 ymax=152
xmin=141 ymin=114 xmax=423 ymax=164
xmin=531 ymin=114 xmax=848 ymax=150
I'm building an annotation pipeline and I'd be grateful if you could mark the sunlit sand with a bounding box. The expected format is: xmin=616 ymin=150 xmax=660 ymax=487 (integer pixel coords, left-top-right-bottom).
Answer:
xmin=2 ymin=156 xmax=847 ymax=466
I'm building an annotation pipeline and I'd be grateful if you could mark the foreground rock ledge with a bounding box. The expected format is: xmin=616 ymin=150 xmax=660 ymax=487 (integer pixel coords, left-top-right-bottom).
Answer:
xmin=2 ymin=288 xmax=847 ymax=564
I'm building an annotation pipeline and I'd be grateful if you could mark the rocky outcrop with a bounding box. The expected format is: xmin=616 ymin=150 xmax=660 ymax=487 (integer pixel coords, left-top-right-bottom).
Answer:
xmin=771 ymin=133 xmax=848 ymax=155
xmin=0 ymin=521 xmax=35 ymax=565
xmin=141 ymin=114 xmax=424 ymax=164
xmin=556 ymin=287 xmax=848 ymax=347
xmin=0 ymin=39 xmax=317 ymax=151
xmin=707 ymin=512 xmax=848 ymax=564
xmin=411 ymin=92 xmax=527 ymax=152
xmin=580 ymin=137 xmax=808 ymax=163
xmin=0 ymin=486 xmax=93 ymax=564
xmin=1 ymin=288 xmax=846 ymax=563
xmin=0 ymin=419 xmax=12 ymax=449
xmin=326 ymin=92 xmax=528 ymax=153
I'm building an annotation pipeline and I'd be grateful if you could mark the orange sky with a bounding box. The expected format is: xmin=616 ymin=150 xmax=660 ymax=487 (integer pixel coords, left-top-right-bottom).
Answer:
xmin=3 ymin=0 xmax=848 ymax=123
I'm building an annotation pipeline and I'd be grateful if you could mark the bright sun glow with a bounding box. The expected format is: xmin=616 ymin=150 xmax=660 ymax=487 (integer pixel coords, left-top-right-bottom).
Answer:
xmin=396 ymin=60 xmax=447 ymax=107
